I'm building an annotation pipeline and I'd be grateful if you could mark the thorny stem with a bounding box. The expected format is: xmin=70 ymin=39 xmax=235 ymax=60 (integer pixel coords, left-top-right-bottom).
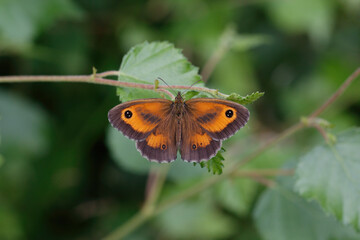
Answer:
xmin=0 ymin=72 xmax=227 ymax=99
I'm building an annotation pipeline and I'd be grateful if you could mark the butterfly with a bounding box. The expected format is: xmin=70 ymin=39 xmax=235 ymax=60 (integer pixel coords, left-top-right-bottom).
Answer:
xmin=108 ymin=92 xmax=249 ymax=163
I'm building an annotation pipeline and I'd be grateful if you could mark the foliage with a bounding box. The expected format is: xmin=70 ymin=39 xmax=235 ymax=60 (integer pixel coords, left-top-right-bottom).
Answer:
xmin=254 ymin=166 xmax=360 ymax=240
xmin=227 ymin=91 xmax=265 ymax=105
xmin=295 ymin=128 xmax=360 ymax=231
xmin=0 ymin=0 xmax=360 ymax=240
xmin=117 ymin=41 xmax=202 ymax=101
xmin=197 ymin=148 xmax=225 ymax=175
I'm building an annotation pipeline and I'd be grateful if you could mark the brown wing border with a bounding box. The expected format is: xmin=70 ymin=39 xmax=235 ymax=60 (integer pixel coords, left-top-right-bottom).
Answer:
xmin=108 ymin=98 xmax=172 ymax=141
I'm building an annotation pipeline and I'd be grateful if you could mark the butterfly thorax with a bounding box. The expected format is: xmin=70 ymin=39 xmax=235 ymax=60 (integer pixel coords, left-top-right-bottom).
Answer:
xmin=174 ymin=92 xmax=185 ymax=118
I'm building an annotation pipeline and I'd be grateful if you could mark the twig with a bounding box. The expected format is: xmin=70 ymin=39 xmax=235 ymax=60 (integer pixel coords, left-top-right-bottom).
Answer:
xmin=142 ymin=165 xmax=169 ymax=216
xmin=156 ymin=89 xmax=175 ymax=99
xmin=229 ymin=122 xmax=305 ymax=170
xmin=0 ymin=72 xmax=225 ymax=98
xmin=103 ymin=212 xmax=146 ymax=240
xmin=309 ymin=67 xmax=360 ymax=118
xmin=95 ymin=70 xmax=120 ymax=78
xmin=248 ymin=175 xmax=277 ymax=188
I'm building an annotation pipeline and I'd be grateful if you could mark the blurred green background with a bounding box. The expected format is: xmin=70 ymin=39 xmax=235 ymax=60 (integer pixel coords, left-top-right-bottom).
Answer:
xmin=0 ymin=0 xmax=360 ymax=239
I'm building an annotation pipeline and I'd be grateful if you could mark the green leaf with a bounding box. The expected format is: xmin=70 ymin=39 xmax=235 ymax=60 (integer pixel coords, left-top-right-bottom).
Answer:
xmin=226 ymin=91 xmax=264 ymax=105
xmin=195 ymin=148 xmax=225 ymax=175
xmin=254 ymin=173 xmax=360 ymax=240
xmin=117 ymin=41 xmax=202 ymax=101
xmin=182 ymin=90 xmax=199 ymax=101
xmin=295 ymin=128 xmax=360 ymax=231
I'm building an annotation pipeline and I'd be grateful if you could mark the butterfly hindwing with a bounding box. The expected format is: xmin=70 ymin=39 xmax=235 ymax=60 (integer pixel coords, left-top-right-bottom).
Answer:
xmin=180 ymin=114 xmax=221 ymax=162
xmin=136 ymin=118 xmax=178 ymax=163
xmin=108 ymin=99 xmax=173 ymax=141
xmin=185 ymin=98 xmax=249 ymax=141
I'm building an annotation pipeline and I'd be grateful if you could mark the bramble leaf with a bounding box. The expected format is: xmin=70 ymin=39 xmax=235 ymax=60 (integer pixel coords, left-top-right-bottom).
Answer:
xmin=226 ymin=91 xmax=264 ymax=105
xmin=117 ymin=41 xmax=202 ymax=101
xmin=254 ymin=170 xmax=360 ymax=240
xmin=196 ymin=148 xmax=225 ymax=175
xmin=295 ymin=128 xmax=360 ymax=231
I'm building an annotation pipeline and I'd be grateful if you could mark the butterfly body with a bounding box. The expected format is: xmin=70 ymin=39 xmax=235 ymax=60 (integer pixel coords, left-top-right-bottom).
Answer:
xmin=108 ymin=92 xmax=249 ymax=163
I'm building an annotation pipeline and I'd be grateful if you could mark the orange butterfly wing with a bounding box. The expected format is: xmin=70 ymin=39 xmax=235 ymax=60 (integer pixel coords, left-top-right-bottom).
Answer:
xmin=108 ymin=99 xmax=172 ymax=140
xmin=180 ymin=115 xmax=221 ymax=162
xmin=108 ymin=99 xmax=178 ymax=162
xmin=180 ymin=98 xmax=249 ymax=162
xmin=136 ymin=119 xmax=178 ymax=162
xmin=185 ymin=98 xmax=249 ymax=140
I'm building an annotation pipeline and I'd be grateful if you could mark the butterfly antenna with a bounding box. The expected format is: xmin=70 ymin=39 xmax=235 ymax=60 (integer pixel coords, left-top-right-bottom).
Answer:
xmin=182 ymin=78 xmax=203 ymax=95
xmin=157 ymin=77 xmax=174 ymax=91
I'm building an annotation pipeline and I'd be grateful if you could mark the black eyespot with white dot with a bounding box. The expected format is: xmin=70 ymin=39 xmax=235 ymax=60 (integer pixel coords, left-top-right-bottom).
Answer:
xmin=192 ymin=144 xmax=197 ymax=150
xmin=162 ymin=144 xmax=167 ymax=150
xmin=124 ymin=110 xmax=132 ymax=119
xmin=225 ymin=109 xmax=233 ymax=118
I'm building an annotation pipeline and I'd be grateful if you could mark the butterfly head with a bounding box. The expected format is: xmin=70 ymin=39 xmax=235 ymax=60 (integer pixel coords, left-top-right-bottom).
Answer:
xmin=175 ymin=91 xmax=183 ymax=102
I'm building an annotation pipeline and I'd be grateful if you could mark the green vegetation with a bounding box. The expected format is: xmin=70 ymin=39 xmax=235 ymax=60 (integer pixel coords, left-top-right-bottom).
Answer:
xmin=1 ymin=0 xmax=360 ymax=239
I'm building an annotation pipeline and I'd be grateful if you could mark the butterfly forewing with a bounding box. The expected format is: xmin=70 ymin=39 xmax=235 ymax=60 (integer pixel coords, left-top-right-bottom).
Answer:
xmin=108 ymin=99 xmax=173 ymax=141
xmin=185 ymin=98 xmax=249 ymax=141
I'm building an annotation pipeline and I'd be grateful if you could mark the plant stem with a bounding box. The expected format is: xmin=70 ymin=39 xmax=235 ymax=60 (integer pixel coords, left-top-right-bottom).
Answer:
xmin=103 ymin=211 xmax=147 ymax=240
xmin=0 ymin=72 xmax=225 ymax=98
xmin=230 ymin=122 xmax=305 ymax=171
xmin=309 ymin=67 xmax=360 ymax=118
xmin=142 ymin=165 xmax=170 ymax=216
xmin=248 ymin=175 xmax=277 ymax=188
